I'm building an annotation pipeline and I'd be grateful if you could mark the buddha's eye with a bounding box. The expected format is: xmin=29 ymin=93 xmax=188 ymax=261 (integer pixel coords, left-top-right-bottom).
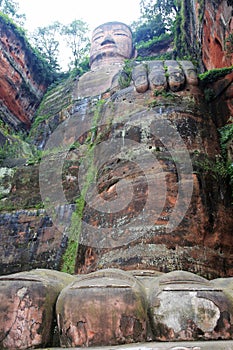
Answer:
xmin=114 ymin=32 xmax=128 ymax=37
xmin=93 ymin=35 xmax=104 ymax=42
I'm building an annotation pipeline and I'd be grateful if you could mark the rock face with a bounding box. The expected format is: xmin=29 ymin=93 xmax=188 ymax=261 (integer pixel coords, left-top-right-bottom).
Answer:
xmin=0 ymin=269 xmax=75 ymax=349
xmin=1 ymin=268 xmax=232 ymax=349
xmin=0 ymin=6 xmax=233 ymax=349
xmin=0 ymin=1 xmax=232 ymax=282
xmin=0 ymin=15 xmax=53 ymax=130
xmin=149 ymin=271 xmax=233 ymax=341
xmin=56 ymin=269 xmax=148 ymax=347
xmin=0 ymin=208 xmax=68 ymax=275
xmin=0 ymin=159 xmax=79 ymax=275
xmin=186 ymin=0 xmax=233 ymax=70
xmin=70 ymin=72 xmax=233 ymax=279
xmin=1 ymin=62 xmax=232 ymax=278
xmin=30 ymin=74 xmax=76 ymax=149
xmin=202 ymin=0 xmax=233 ymax=69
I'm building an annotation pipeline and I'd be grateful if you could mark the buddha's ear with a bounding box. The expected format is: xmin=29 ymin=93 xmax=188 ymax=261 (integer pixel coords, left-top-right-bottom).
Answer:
xmin=131 ymin=47 xmax=137 ymax=59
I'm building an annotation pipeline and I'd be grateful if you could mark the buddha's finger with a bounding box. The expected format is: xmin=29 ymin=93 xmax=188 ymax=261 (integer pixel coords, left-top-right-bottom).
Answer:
xmin=148 ymin=60 xmax=168 ymax=91
xmin=132 ymin=63 xmax=149 ymax=93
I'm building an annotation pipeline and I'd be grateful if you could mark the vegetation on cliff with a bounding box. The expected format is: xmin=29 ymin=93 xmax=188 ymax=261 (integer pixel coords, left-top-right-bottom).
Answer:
xmin=130 ymin=0 xmax=204 ymax=64
xmin=131 ymin=0 xmax=177 ymax=59
xmin=61 ymin=99 xmax=106 ymax=274
xmin=219 ymin=124 xmax=233 ymax=196
xmin=199 ymin=66 xmax=233 ymax=84
xmin=0 ymin=12 xmax=57 ymax=84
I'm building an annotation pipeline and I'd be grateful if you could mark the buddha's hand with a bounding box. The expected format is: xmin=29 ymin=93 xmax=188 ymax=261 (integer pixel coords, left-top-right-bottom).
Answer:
xmin=131 ymin=60 xmax=198 ymax=93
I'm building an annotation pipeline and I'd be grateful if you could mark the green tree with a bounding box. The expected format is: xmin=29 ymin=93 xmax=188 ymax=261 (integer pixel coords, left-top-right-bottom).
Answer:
xmin=61 ymin=19 xmax=90 ymax=69
xmin=30 ymin=21 xmax=62 ymax=72
xmin=140 ymin=0 xmax=180 ymax=31
xmin=132 ymin=0 xmax=179 ymax=48
xmin=0 ymin=0 xmax=25 ymax=25
xmin=131 ymin=13 xmax=166 ymax=45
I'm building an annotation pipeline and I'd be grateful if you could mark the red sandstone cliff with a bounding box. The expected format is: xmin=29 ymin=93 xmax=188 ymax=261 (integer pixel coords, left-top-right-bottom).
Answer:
xmin=186 ymin=0 xmax=233 ymax=70
xmin=0 ymin=15 xmax=54 ymax=130
xmin=202 ymin=0 xmax=233 ymax=69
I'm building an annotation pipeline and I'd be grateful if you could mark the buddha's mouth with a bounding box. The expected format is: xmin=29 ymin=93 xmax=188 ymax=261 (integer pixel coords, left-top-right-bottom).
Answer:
xmin=101 ymin=39 xmax=116 ymax=47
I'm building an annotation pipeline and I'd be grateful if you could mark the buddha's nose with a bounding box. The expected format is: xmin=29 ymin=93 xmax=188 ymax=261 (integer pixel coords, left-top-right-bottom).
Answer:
xmin=101 ymin=34 xmax=115 ymax=46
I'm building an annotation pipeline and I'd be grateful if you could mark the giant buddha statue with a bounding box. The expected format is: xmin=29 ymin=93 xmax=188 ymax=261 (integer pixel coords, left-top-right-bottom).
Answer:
xmin=37 ymin=21 xmax=233 ymax=280
xmin=75 ymin=21 xmax=135 ymax=98
xmin=1 ymin=20 xmax=232 ymax=350
xmin=30 ymin=19 xmax=232 ymax=281
xmin=67 ymin=22 xmax=232 ymax=279
xmin=76 ymin=21 xmax=198 ymax=99
xmin=89 ymin=21 xmax=136 ymax=69
xmin=56 ymin=24 xmax=233 ymax=344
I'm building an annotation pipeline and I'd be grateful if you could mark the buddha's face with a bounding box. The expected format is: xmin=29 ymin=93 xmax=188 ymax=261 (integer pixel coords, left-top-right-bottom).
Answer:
xmin=90 ymin=22 xmax=134 ymax=68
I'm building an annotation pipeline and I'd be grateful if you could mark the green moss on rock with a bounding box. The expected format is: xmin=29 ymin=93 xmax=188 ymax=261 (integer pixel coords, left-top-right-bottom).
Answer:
xmin=199 ymin=66 xmax=233 ymax=84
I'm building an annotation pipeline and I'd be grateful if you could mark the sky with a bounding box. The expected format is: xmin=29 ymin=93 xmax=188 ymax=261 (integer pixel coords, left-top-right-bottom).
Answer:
xmin=18 ymin=0 xmax=141 ymax=34
xmin=17 ymin=0 xmax=141 ymax=70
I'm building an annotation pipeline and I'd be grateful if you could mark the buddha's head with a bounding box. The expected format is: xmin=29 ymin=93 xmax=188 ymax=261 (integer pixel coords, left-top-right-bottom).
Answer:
xmin=90 ymin=21 xmax=136 ymax=69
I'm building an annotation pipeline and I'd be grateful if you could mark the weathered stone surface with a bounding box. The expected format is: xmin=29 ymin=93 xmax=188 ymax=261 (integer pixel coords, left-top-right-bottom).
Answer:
xmin=204 ymin=72 xmax=233 ymax=128
xmin=131 ymin=60 xmax=197 ymax=94
xmin=0 ymin=167 xmax=16 ymax=197
xmin=0 ymin=11 xmax=232 ymax=349
xmin=0 ymin=164 xmax=41 ymax=208
xmin=1 ymin=268 xmax=233 ymax=349
xmin=148 ymin=271 xmax=233 ymax=341
xmin=74 ymin=87 xmax=233 ymax=278
xmin=165 ymin=60 xmax=185 ymax=92
xmin=201 ymin=0 xmax=233 ymax=69
xmin=211 ymin=277 xmax=233 ymax=292
xmin=0 ymin=207 xmax=74 ymax=275
xmin=0 ymin=269 xmax=75 ymax=349
xmin=0 ymin=66 xmax=232 ymax=279
xmin=32 ymin=340 xmax=233 ymax=350
xmin=129 ymin=270 xmax=164 ymax=297
xmin=0 ymin=15 xmax=232 ymax=281
xmin=31 ymin=340 xmax=233 ymax=350
xmin=132 ymin=63 xmax=150 ymax=93
xmin=137 ymin=36 xmax=173 ymax=60
xmin=210 ymin=277 xmax=233 ymax=310
xmin=30 ymin=75 xmax=75 ymax=149
xmin=147 ymin=61 xmax=167 ymax=91
xmin=76 ymin=63 xmax=124 ymax=99
xmin=0 ymin=157 xmax=81 ymax=275
xmin=56 ymin=268 xmax=148 ymax=347
xmin=185 ymin=0 xmax=233 ymax=70
xmin=75 ymin=21 xmax=136 ymax=99
xmin=179 ymin=61 xmax=199 ymax=86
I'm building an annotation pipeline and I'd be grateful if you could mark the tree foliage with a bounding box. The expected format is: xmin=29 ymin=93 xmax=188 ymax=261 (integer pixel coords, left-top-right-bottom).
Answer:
xmin=0 ymin=1 xmax=90 ymax=73
xmin=30 ymin=22 xmax=62 ymax=72
xmin=131 ymin=13 xmax=166 ymax=45
xmin=0 ymin=0 xmax=25 ymax=25
xmin=140 ymin=0 xmax=180 ymax=31
xmin=61 ymin=19 xmax=90 ymax=70
xmin=29 ymin=19 xmax=90 ymax=72
xmin=132 ymin=0 xmax=180 ymax=47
